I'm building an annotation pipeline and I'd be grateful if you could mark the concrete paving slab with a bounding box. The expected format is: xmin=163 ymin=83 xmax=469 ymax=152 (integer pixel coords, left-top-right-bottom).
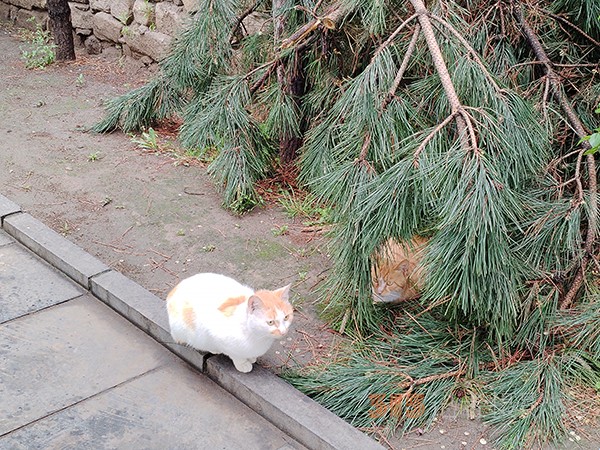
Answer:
xmin=0 ymin=242 xmax=83 ymax=323
xmin=91 ymin=270 xmax=207 ymax=370
xmin=0 ymin=295 xmax=172 ymax=435
xmin=0 ymin=363 xmax=306 ymax=450
xmin=0 ymin=229 xmax=13 ymax=247
xmin=207 ymin=355 xmax=386 ymax=450
xmin=3 ymin=213 xmax=110 ymax=288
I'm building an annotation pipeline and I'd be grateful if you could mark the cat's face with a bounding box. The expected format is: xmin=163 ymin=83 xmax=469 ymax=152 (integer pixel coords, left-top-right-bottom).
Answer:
xmin=247 ymin=285 xmax=293 ymax=337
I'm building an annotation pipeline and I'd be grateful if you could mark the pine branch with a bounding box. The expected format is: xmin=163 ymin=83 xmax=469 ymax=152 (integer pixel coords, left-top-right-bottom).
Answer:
xmin=230 ymin=0 xmax=263 ymax=43
xmin=397 ymin=369 xmax=466 ymax=389
xmin=514 ymin=3 xmax=598 ymax=310
xmin=413 ymin=110 xmax=459 ymax=165
xmin=429 ymin=14 xmax=502 ymax=93
xmin=372 ymin=13 xmax=419 ymax=60
xmin=381 ymin=23 xmax=421 ymax=110
xmin=544 ymin=10 xmax=600 ymax=48
xmin=280 ymin=4 xmax=347 ymax=49
xmin=408 ymin=0 xmax=471 ymax=153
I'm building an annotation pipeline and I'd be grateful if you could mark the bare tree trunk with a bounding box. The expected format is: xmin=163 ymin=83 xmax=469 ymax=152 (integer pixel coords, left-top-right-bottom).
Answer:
xmin=47 ymin=0 xmax=75 ymax=61
xmin=273 ymin=0 xmax=305 ymax=165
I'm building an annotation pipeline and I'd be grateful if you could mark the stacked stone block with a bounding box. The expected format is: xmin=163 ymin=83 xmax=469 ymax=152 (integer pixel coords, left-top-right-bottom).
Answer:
xmin=0 ymin=0 xmax=196 ymax=63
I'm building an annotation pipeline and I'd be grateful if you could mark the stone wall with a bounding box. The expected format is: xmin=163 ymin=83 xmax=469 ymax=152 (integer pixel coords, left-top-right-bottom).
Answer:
xmin=0 ymin=0 xmax=196 ymax=63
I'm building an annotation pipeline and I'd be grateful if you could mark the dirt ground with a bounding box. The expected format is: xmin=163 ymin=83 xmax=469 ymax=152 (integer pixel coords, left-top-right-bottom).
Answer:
xmin=1 ymin=24 xmax=598 ymax=450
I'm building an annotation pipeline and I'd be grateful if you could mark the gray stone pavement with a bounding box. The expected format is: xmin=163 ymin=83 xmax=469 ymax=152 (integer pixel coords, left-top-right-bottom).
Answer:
xmin=0 ymin=195 xmax=385 ymax=450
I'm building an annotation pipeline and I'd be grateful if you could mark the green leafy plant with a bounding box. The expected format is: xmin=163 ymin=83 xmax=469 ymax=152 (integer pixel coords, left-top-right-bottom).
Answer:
xmin=20 ymin=19 xmax=56 ymax=69
xmin=271 ymin=224 xmax=289 ymax=236
xmin=76 ymin=73 xmax=86 ymax=88
xmin=87 ymin=151 xmax=100 ymax=161
xmin=130 ymin=127 xmax=159 ymax=151
xmin=582 ymin=105 xmax=600 ymax=155
xmin=279 ymin=191 xmax=333 ymax=227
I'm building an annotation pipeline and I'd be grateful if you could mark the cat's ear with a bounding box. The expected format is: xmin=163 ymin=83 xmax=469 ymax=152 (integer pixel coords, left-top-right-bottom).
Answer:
xmin=248 ymin=295 xmax=264 ymax=313
xmin=275 ymin=284 xmax=291 ymax=302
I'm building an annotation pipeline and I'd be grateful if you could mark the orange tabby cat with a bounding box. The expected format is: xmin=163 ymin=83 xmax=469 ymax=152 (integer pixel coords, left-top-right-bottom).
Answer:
xmin=166 ymin=273 xmax=293 ymax=373
xmin=371 ymin=236 xmax=427 ymax=303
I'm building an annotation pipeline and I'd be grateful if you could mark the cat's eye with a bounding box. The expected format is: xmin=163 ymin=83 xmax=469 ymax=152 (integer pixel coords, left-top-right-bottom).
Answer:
xmin=267 ymin=320 xmax=275 ymax=326
xmin=284 ymin=315 xmax=290 ymax=321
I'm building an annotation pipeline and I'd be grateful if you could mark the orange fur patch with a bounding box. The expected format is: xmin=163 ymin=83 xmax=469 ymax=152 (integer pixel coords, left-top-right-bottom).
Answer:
xmin=166 ymin=284 xmax=179 ymax=301
xmin=254 ymin=289 xmax=293 ymax=317
xmin=182 ymin=305 xmax=196 ymax=330
xmin=218 ymin=295 xmax=246 ymax=317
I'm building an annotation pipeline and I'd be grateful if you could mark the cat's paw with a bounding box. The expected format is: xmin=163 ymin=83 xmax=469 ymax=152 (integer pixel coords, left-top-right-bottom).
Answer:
xmin=248 ymin=357 xmax=257 ymax=363
xmin=231 ymin=358 xmax=253 ymax=373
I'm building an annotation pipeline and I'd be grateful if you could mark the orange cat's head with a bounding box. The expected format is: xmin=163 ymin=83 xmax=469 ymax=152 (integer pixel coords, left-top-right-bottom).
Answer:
xmin=372 ymin=236 xmax=427 ymax=304
xmin=247 ymin=285 xmax=293 ymax=337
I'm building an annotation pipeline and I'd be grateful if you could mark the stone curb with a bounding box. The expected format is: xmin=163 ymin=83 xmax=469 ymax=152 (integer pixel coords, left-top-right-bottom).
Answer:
xmin=207 ymin=355 xmax=385 ymax=450
xmin=90 ymin=270 xmax=206 ymax=371
xmin=0 ymin=195 xmax=20 ymax=221
xmin=3 ymin=212 xmax=111 ymax=288
xmin=0 ymin=194 xmax=385 ymax=450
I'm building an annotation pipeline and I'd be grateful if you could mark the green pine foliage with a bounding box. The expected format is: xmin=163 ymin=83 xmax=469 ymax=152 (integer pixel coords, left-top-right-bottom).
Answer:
xmin=94 ymin=0 xmax=599 ymax=446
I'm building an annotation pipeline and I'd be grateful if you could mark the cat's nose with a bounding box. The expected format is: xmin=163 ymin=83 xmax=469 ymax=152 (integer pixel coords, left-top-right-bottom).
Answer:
xmin=272 ymin=329 xmax=283 ymax=336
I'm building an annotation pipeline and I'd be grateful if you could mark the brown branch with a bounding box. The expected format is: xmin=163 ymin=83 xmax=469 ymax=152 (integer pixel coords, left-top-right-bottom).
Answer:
xmin=545 ymin=11 xmax=600 ymax=48
xmin=230 ymin=0 xmax=262 ymax=43
xmin=408 ymin=0 xmax=471 ymax=153
xmin=280 ymin=5 xmax=347 ymax=49
xmin=520 ymin=390 xmax=544 ymax=418
xmin=373 ymin=13 xmax=420 ymax=60
xmin=381 ymin=23 xmax=421 ymax=110
xmin=358 ymin=133 xmax=372 ymax=161
xmin=514 ymin=4 xmax=598 ymax=310
xmin=429 ymin=14 xmax=502 ymax=93
xmin=413 ymin=111 xmax=459 ymax=165
xmin=398 ymin=369 xmax=465 ymax=389
xmin=250 ymin=63 xmax=277 ymax=95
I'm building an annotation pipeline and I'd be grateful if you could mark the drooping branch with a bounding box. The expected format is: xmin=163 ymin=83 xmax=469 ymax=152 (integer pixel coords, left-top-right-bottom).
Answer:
xmin=429 ymin=15 xmax=502 ymax=93
xmin=413 ymin=110 xmax=459 ymax=165
xmin=230 ymin=0 xmax=263 ymax=44
xmin=372 ymin=13 xmax=419 ymax=60
xmin=408 ymin=0 xmax=474 ymax=155
xmin=381 ymin=23 xmax=421 ymax=110
xmin=397 ymin=368 xmax=466 ymax=389
xmin=544 ymin=10 xmax=600 ymax=48
xmin=514 ymin=4 xmax=598 ymax=310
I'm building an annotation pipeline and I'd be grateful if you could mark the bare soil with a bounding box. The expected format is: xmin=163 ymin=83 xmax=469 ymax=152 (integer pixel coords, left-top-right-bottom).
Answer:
xmin=1 ymin=24 xmax=597 ymax=450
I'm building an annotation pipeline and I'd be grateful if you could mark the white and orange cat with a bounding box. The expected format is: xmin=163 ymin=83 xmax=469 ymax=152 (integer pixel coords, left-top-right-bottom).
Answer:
xmin=166 ymin=273 xmax=293 ymax=373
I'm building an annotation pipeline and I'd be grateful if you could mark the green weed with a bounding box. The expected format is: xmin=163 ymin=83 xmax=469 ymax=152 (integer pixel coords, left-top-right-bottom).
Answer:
xmin=130 ymin=127 xmax=159 ymax=151
xmin=20 ymin=19 xmax=56 ymax=69
xmin=271 ymin=224 xmax=289 ymax=236
xmin=279 ymin=191 xmax=333 ymax=227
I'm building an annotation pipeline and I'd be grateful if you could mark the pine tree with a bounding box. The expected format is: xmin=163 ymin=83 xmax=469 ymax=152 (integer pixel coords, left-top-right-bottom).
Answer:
xmin=94 ymin=0 xmax=599 ymax=447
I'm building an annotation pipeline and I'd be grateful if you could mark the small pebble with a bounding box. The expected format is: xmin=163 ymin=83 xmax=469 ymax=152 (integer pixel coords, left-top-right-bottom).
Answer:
xmin=461 ymin=442 xmax=467 ymax=446
xmin=480 ymin=438 xmax=487 ymax=445
xmin=439 ymin=429 xmax=446 ymax=434
xmin=464 ymin=431 xmax=470 ymax=436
